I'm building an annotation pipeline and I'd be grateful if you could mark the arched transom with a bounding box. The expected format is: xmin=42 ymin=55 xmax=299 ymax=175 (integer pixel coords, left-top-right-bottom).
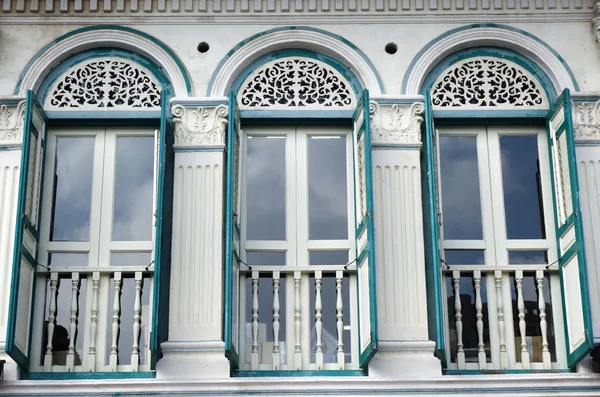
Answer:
xmin=237 ymin=57 xmax=356 ymax=110
xmin=45 ymin=56 xmax=162 ymax=110
xmin=431 ymin=57 xmax=548 ymax=110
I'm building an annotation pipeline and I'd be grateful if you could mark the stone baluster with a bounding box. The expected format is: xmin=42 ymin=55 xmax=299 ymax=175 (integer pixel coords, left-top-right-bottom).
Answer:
xmin=66 ymin=272 xmax=80 ymax=371
xmin=516 ymin=270 xmax=530 ymax=369
xmin=315 ymin=270 xmax=323 ymax=370
xmin=536 ymin=270 xmax=552 ymax=368
xmin=272 ymin=271 xmax=280 ymax=370
xmin=110 ymin=272 xmax=122 ymax=371
xmin=44 ymin=272 xmax=59 ymax=371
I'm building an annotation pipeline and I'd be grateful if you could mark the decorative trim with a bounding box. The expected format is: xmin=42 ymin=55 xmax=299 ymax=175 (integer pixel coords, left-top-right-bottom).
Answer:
xmin=403 ymin=24 xmax=578 ymax=96
xmin=369 ymin=101 xmax=424 ymax=145
xmin=593 ymin=3 xmax=600 ymax=42
xmin=238 ymin=57 xmax=356 ymax=110
xmin=573 ymin=100 xmax=600 ymax=141
xmin=172 ymin=104 xmax=229 ymax=147
xmin=15 ymin=26 xmax=191 ymax=97
xmin=208 ymin=26 xmax=383 ymax=97
xmin=0 ymin=100 xmax=26 ymax=146
xmin=45 ymin=57 xmax=161 ymax=110
xmin=430 ymin=57 xmax=548 ymax=110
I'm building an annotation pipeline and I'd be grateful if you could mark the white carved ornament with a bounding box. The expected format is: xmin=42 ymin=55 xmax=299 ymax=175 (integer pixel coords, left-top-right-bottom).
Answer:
xmin=0 ymin=101 xmax=26 ymax=145
xmin=172 ymin=104 xmax=229 ymax=146
xmin=573 ymin=100 xmax=600 ymax=141
xmin=369 ymin=101 xmax=424 ymax=145
xmin=431 ymin=57 xmax=548 ymax=110
xmin=46 ymin=57 xmax=161 ymax=110
xmin=238 ymin=57 xmax=356 ymax=110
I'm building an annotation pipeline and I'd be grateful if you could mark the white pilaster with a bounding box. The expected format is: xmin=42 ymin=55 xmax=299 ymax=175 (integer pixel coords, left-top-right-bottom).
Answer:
xmin=0 ymin=98 xmax=25 ymax=381
xmin=156 ymin=99 xmax=231 ymax=379
xmin=368 ymin=99 xmax=441 ymax=378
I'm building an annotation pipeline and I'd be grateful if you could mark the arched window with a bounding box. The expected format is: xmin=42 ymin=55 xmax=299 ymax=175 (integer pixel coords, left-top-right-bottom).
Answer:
xmin=421 ymin=49 xmax=592 ymax=372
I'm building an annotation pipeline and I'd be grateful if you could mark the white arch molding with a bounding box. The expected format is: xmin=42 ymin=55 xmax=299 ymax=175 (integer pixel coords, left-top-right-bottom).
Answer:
xmin=17 ymin=28 xmax=189 ymax=97
xmin=403 ymin=25 xmax=577 ymax=96
xmin=208 ymin=28 xmax=383 ymax=97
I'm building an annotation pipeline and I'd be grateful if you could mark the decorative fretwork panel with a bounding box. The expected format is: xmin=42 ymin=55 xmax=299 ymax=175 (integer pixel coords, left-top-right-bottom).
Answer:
xmin=238 ymin=57 xmax=356 ymax=110
xmin=46 ymin=57 xmax=161 ymax=110
xmin=431 ymin=57 xmax=548 ymax=110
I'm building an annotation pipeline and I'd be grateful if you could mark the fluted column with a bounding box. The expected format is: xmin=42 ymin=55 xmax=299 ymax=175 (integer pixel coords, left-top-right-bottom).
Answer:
xmin=368 ymin=97 xmax=441 ymax=378
xmin=157 ymin=98 xmax=230 ymax=379
xmin=0 ymin=97 xmax=25 ymax=381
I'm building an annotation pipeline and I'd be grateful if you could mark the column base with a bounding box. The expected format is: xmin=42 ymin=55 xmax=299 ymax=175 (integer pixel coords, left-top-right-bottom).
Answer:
xmin=156 ymin=341 xmax=231 ymax=379
xmin=368 ymin=340 xmax=442 ymax=379
xmin=0 ymin=351 xmax=20 ymax=381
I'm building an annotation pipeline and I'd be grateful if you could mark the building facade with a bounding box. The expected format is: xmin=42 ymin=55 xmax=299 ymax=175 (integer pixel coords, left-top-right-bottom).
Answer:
xmin=1 ymin=1 xmax=600 ymax=395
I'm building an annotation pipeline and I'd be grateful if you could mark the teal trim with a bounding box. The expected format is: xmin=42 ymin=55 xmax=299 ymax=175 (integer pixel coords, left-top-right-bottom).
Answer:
xmin=15 ymin=25 xmax=192 ymax=95
xmin=433 ymin=117 xmax=545 ymax=127
xmin=371 ymin=144 xmax=421 ymax=150
xmin=241 ymin=117 xmax=352 ymax=128
xmin=374 ymin=98 xmax=424 ymax=105
xmin=224 ymin=90 xmax=240 ymax=371
xmin=48 ymin=118 xmax=160 ymax=128
xmin=173 ymin=146 xmax=226 ymax=152
xmin=443 ymin=369 xmax=572 ymax=375
xmin=0 ymin=98 xmax=25 ymax=106
xmin=172 ymin=100 xmax=227 ymax=107
xmin=546 ymin=89 xmax=594 ymax=369
xmin=231 ymin=49 xmax=363 ymax=98
xmin=37 ymin=48 xmax=173 ymax=103
xmin=403 ymin=23 xmax=578 ymax=94
xmin=421 ymin=91 xmax=446 ymax=366
xmin=433 ymin=109 xmax=549 ymax=120
xmin=22 ymin=372 xmax=156 ymax=380
xmin=422 ymin=47 xmax=557 ymax=101
xmin=572 ymin=96 xmax=600 ymax=103
xmin=575 ymin=141 xmax=600 ymax=147
xmin=240 ymin=110 xmax=354 ymax=119
xmin=45 ymin=110 xmax=162 ymax=120
xmin=234 ymin=370 xmax=366 ymax=377
xmin=208 ymin=26 xmax=384 ymax=95
xmin=5 ymin=90 xmax=48 ymax=371
xmin=0 ymin=144 xmax=22 ymax=151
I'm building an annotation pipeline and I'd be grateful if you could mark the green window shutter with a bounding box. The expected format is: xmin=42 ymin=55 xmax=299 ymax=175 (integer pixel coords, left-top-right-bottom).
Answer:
xmin=546 ymin=88 xmax=594 ymax=369
xmin=353 ymin=89 xmax=379 ymax=368
xmin=6 ymin=90 xmax=48 ymax=371
xmin=150 ymin=90 xmax=174 ymax=368
xmin=224 ymin=90 xmax=241 ymax=370
xmin=421 ymin=91 xmax=446 ymax=366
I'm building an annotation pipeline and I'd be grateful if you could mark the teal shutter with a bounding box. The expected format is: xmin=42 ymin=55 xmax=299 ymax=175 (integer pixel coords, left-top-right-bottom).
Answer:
xmin=421 ymin=91 xmax=446 ymax=366
xmin=353 ymin=89 xmax=379 ymax=368
xmin=546 ymin=88 xmax=594 ymax=369
xmin=6 ymin=90 xmax=48 ymax=370
xmin=150 ymin=91 xmax=174 ymax=367
xmin=224 ymin=90 xmax=241 ymax=370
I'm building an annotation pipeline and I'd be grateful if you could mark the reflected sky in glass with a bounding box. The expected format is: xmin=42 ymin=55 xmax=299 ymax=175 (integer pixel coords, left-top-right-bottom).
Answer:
xmin=500 ymin=135 xmax=545 ymax=240
xmin=439 ymin=136 xmax=483 ymax=240
xmin=246 ymin=137 xmax=286 ymax=240
xmin=112 ymin=136 xmax=154 ymax=241
xmin=51 ymin=137 xmax=94 ymax=242
xmin=444 ymin=250 xmax=485 ymax=265
xmin=310 ymin=251 xmax=348 ymax=266
xmin=508 ymin=250 xmax=548 ymax=265
xmin=308 ymin=136 xmax=348 ymax=240
xmin=246 ymin=251 xmax=286 ymax=266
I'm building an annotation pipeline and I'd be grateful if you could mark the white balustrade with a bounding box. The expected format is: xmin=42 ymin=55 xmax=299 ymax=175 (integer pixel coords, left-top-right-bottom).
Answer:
xmin=66 ymin=272 xmax=80 ymax=371
xmin=272 ymin=271 xmax=280 ymax=370
xmin=110 ymin=272 xmax=122 ymax=371
xmin=44 ymin=272 xmax=59 ymax=371
xmin=131 ymin=272 xmax=143 ymax=371
xmin=443 ymin=266 xmax=558 ymax=371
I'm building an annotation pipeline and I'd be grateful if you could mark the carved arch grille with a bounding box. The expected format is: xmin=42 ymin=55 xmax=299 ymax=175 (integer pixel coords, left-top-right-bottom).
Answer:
xmin=431 ymin=57 xmax=549 ymax=110
xmin=45 ymin=56 xmax=162 ymax=110
xmin=237 ymin=57 xmax=357 ymax=110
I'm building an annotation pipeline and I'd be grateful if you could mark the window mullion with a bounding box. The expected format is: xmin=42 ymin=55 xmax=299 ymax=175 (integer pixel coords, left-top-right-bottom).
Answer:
xmin=95 ymin=128 xmax=114 ymax=268
xmin=485 ymin=127 xmax=508 ymax=267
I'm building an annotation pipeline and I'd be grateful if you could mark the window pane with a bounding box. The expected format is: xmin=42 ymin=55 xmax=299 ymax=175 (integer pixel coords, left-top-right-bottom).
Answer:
xmin=444 ymin=250 xmax=485 ymax=265
xmin=308 ymin=136 xmax=348 ymax=240
xmin=246 ymin=252 xmax=286 ymax=266
xmin=500 ymin=135 xmax=546 ymax=240
xmin=48 ymin=253 xmax=88 ymax=267
xmin=112 ymin=136 xmax=154 ymax=241
xmin=51 ymin=137 xmax=94 ymax=242
xmin=439 ymin=136 xmax=483 ymax=240
xmin=246 ymin=136 xmax=286 ymax=240
xmin=111 ymin=252 xmax=152 ymax=267
xmin=508 ymin=250 xmax=548 ymax=265
xmin=310 ymin=251 xmax=348 ymax=266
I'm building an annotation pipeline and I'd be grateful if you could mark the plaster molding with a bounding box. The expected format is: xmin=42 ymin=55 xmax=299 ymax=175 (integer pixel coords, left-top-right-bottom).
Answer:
xmin=573 ymin=100 xmax=600 ymax=141
xmin=209 ymin=28 xmax=382 ymax=97
xmin=17 ymin=28 xmax=189 ymax=97
xmin=403 ymin=26 xmax=577 ymax=96
xmin=370 ymin=101 xmax=424 ymax=145
xmin=594 ymin=2 xmax=600 ymax=42
xmin=172 ymin=104 xmax=229 ymax=147
xmin=0 ymin=100 xmax=25 ymax=146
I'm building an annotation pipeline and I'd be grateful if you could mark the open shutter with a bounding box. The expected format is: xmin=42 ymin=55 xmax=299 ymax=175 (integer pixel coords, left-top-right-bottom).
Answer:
xmin=150 ymin=90 xmax=174 ymax=367
xmin=421 ymin=91 xmax=446 ymax=366
xmin=546 ymin=88 xmax=594 ymax=369
xmin=353 ymin=89 xmax=378 ymax=368
xmin=224 ymin=90 xmax=242 ymax=370
xmin=6 ymin=90 xmax=47 ymax=370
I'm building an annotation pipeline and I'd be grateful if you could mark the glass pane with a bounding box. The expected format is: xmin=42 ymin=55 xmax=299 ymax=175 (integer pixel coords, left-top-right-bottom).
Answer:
xmin=51 ymin=137 xmax=94 ymax=242
xmin=111 ymin=252 xmax=152 ymax=267
xmin=308 ymin=136 xmax=348 ymax=240
xmin=246 ymin=252 xmax=286 ymax=266
xmin=500 ymin=135 xmax=546 ymax=240
xmin=310 ymin=251 xmax=348 ymax=266
xmin=246 ymin=136 xmax=286 ymax=240
xmin=444 ymin=250 xmax=485 ymax=265
xmin=439 ymin=136 xmax=483 ymax=240
xmin=48 ymin=253 xmax=88 ymax=267
xmin=508 ymin=251 xmax=548 ymax=265
xmin=112 ymin=136 xmax=154 ymax=241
